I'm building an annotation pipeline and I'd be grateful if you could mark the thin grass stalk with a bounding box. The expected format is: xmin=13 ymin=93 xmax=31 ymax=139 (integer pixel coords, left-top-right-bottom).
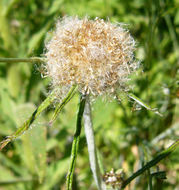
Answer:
xmin=66 ymin=94 xmax=86 ymax=190
xmin=148 ymin=170 xmax=153 ymax=190
xmin=83 ymin=96 xmax=103 ymax=190
xmin=0 ymin=57 xmax=45 ymax=63
xmin=122 ymin=139 xmax=179 ymax=188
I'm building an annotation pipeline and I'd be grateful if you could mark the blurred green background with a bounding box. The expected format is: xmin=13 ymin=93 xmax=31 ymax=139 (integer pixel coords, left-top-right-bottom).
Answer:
xmin=0 ymin=0 xmax=178 ymax=189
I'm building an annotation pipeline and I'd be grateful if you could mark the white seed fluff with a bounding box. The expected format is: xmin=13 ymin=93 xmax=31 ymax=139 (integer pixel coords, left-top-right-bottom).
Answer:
xmin=45 ymin=16 xmax=137 ymax=97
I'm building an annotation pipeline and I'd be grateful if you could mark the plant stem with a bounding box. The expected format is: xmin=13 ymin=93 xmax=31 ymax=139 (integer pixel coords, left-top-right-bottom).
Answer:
xmin=0 ymin=57 xmax=45 ymax=63
xmin=121 ymin=139 xmax=179 ymax=188
xmin=66 ymin=94 xmax=86 ymax=190
xmin=148 ymin=170 xmax=153 ymax=190
xmin=83 ymin=96 xmax=103 ymax=190
xmin=0 ymin=86 xmax=75 ymax=151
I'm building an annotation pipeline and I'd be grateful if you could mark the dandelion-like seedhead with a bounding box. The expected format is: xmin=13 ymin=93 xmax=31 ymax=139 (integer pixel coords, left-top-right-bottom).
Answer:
xmin=45 ymin=16 xmax=137 ymax=98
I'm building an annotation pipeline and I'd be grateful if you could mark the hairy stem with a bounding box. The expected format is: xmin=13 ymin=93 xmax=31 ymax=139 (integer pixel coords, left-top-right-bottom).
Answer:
xmin=83 ymin=96 xmax=103 ymax=190
xmin=0 ymin=86 xmax=76 ymax=150
xmin=122 ymin=139 xmax=179 ymax=188
xmin=66 ymin=94 xmax=86 ymax=190
xmin=0 ymin=57 xmax=45 ymax=63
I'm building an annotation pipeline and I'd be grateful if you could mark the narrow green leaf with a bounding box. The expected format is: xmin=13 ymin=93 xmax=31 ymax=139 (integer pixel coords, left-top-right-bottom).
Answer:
xmin=128 ymin=93 xmax=163 ymax=116
xmin=122 ymin=139 xmax=179 ymax=188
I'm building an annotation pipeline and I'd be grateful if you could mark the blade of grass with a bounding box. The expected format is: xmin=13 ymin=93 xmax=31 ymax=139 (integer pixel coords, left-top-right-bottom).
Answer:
xmin=122 ymin=139 xmax=179 ymax=188
xmin=49 ymin=85 xmax=77 ymax=125
xmin=128 ymin=93 xmax=163 ymax=117
xmin=66 ymin=94 xmax=86 ymax=190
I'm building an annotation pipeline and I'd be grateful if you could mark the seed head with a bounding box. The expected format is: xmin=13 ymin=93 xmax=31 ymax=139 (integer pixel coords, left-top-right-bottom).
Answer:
xmin=45 ymin=16 xmax=137 ymax=97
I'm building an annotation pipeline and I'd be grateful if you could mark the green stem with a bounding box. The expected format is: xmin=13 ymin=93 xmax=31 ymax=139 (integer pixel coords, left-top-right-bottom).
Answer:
xmin=83 ymin=96 xmax=102 ymax=190
xmin=122 ymin=139 xmax=179 ymax=188
xmin=0 ymin=57 xmax=45 ymax=63
xmin=66 ymin=94 xmax=86 ymax=190
xmin=148 ymin=170 xmax=153 ymax=190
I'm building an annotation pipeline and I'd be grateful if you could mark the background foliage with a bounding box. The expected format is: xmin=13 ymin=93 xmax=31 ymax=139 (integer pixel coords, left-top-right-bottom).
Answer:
xmin=0 ymin=0 xmax=178 ymax=189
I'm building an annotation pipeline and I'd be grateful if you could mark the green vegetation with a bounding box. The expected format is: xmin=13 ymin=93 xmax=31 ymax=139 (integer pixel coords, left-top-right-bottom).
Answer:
xmin=0 ymin=0 xmax=178 ymax=189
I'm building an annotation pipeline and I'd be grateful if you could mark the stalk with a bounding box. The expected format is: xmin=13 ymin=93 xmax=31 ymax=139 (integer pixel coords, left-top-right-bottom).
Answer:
xmin=122 ymin=139 xmax=179 ymax=188
xmin=0 ymin=57 xmax=45 ymax=63
xmin=66 ymin=94 xmax=86 ymax=190
xmin=83 ymin=96 xmax=103 ymax=190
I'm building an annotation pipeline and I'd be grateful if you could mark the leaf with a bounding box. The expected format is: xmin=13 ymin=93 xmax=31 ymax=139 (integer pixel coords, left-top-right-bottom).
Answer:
xmin=128 ymin=93 xmax=163 ymax=117
xmin=122 ymin=139 xmax=179 ymax=188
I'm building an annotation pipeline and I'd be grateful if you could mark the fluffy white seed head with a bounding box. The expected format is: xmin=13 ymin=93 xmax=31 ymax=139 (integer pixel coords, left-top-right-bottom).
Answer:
xmin=45 ymin=16 xmax=137 ymax=98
